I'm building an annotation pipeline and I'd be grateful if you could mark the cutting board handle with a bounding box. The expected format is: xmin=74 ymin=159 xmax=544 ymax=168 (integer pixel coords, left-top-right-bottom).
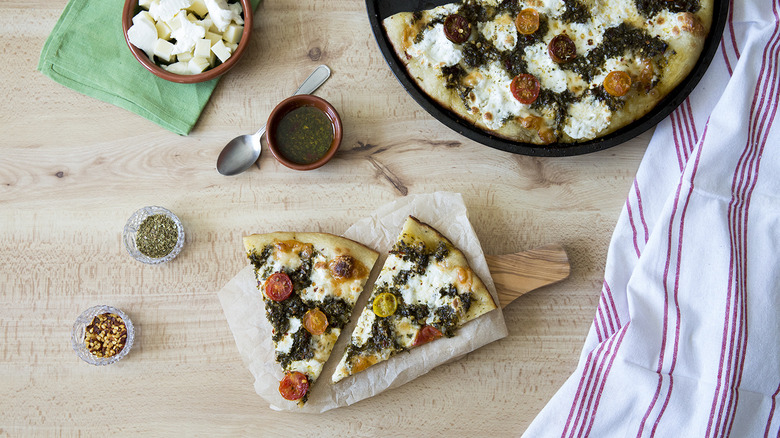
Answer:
xmin=485 ymin=244 xmax=570 ymax=309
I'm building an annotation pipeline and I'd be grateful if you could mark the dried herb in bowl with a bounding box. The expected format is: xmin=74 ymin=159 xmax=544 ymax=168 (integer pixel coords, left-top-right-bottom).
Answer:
xmin=136 ymin=214 xmax=178 ymax=258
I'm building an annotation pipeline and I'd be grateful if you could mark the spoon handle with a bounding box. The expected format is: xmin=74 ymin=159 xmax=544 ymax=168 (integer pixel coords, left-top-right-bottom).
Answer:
xmin=293 ymin=65 xmax=331 ymax=96
xmin=252 ymin=65 xmax=332 ymax=138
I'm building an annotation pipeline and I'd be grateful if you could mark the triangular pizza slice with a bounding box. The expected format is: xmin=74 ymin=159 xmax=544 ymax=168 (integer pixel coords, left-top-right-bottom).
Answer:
xmin=332 ymin=216 xmax=497 ymax=383
xmin=244 ymin=232 xmax=379 ymax=405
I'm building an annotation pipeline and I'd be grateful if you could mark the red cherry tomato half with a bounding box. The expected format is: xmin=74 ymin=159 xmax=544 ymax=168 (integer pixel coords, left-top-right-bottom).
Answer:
xmin=413 ymin=325 xmax=443 ymax=346
xmin=279 ymin=371 xmax=309 ymax=401
xmin=548 ymin=34 xmax=577 ymax=63
xmin=264 ymin=272 xmax=293 ymax=301
xmin=510 ymin=74 xmax=541 ymax=104
xmin=443 ymin=14 xmax=471 ymax=44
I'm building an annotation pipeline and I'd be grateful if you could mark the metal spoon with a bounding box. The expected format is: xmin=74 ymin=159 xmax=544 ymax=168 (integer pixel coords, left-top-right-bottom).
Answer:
xmin=216 ymin=65 xmax=332 ymax=176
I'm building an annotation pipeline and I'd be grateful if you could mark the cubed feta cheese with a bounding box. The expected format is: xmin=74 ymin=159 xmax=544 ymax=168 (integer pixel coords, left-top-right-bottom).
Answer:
xmin=228 ymin=2 xmax=244 ymax=25
xmin=187 ymin=0 xmax=209 ymax=18
xmin=176 ymin=49 xmax=194 ymax=62
xmin=163 ymin=61 xmax=190 ymax=74
xmin=193 ymin=39 xmax=212 ymax=58
xmin=147 ymin=0 xmax=162 ymax=20
xmin=203 ymin=31 xmax=222 ymax=45
xmin=155 ymin=21 xmax=172 ymax=39
xmin=222 ymin=23 xmax=243 ymax=44
xmin=139 ymin=0 xmax=153 ymax=9
xmin=189 ymin=57 xmax=210 ymax=73
xmin=127 ymin=15 xmax=158 ymax=59
xmin=153 ymin=38 xmax=175 ymax=62
xmin=211 ymin=40 xmax=232 ymax=63
xmin=132 ymin=10 xmax=155 ymax=27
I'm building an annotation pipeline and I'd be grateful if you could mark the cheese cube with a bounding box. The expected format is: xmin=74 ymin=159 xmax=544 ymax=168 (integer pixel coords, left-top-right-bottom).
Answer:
xmin=189 ymin=57 xmax=210 ymax=74
xmin=127 ymin=14 xmax=158 ymax=59
xmin=211 ymin=40 xmax=232 ymax=63
xmin=155 ymin=21 xmax=172 ymax=39
xmin=203 ymin=31 xmax=222 ymax=45
xmin=186 ymin=12 xmax=198 ymax=22
xmin=193 ymin=39 xmax=212 ymax=58
xmin=176 ymin=49 xmax=194 ymax=62
xmin=153 ymin=38 xmax=175 ymax=62
xmin=187 ymin=0 xmax=209 ymax=18
xmin=132 ymin=10 xmax=155 ymax=26
xmin=165 ymin=10 xmax=186 ymax=31
xmin=163 ymin=61 xmax=190 ymax=75
xmin=222 ymin=23 xmax=243 ymax=44
xmin=225 ymin=42 xmax=238 ymax=52
xmin=198 ymin=16 xmax=215 ymax=33
xmin=148 ymin=0 xmax=162 ymax=20
xmin=139 ymin=0 xmax=153 ymax=9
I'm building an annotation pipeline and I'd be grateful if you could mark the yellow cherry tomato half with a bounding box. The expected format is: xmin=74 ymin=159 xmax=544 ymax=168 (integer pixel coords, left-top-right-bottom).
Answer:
xmin=303 ymin=308 xmax=329 ymax=335
xmin=372 ymin=292 xmax=398 ymax=317
xmin=603 ymin=70 xmax=633 ymax=97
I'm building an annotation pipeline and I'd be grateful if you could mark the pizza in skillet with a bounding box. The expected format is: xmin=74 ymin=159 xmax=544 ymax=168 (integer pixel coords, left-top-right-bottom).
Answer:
xmin=383 ymin=0 xmax=713 ymax=144
xmin=244 ymin=232 xmax=379 ymax=405
xmin=332 ymin=216 xmax=497 ymax=383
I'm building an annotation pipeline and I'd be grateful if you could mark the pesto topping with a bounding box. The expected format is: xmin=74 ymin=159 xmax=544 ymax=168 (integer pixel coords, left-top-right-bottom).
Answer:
xmin=562 ymin=23 xmax=668 ymax=82
xmin=560 ymin=0 xmax=591 ymax=24
xmin=276 ymin=328 xmax=313 ymax=369
xmin=634 ymin=0 xmax=700 ymax=18
xmin=390 ymin=239 xmax=430 ymax=274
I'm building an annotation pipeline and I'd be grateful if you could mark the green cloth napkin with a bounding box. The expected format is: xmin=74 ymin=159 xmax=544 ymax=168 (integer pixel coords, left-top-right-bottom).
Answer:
xmin=38 ymin=0 xmax=258 ymax=135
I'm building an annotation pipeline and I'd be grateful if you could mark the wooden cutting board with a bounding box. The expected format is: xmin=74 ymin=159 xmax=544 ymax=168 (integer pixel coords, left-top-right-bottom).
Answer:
xmin=485 ymin=244 xmax=571 ymax=309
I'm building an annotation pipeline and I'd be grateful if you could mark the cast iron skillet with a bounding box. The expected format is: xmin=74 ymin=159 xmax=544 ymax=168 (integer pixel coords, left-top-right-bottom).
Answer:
xmin=365 ymin=0 xmax=729 ymax=156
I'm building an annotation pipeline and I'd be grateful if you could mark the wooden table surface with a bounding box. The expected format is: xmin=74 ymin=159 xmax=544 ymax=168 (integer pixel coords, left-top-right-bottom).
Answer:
xmin=1 ymin=0 xmax=650 ymax=435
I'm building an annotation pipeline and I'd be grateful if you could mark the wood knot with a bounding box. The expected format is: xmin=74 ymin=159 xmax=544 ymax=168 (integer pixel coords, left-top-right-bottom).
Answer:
xmin=55 ymin=171 xmax=65 ymax=178
xmin=308 ymin=47 xmax=322 ymax=61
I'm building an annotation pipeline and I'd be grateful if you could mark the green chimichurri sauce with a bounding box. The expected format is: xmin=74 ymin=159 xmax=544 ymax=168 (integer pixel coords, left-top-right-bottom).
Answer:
xmin=275 ymin=106 xmax=334 ymax=165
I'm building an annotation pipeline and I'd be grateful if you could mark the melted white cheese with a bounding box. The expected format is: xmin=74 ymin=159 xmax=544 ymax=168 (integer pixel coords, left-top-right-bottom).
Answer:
xmin=408 ymin=23 xmax=463 ymax=68
xmin=519 ymin=0 xmax=565 ymax=19
xmin=469 ymin=61 xmax=529 ymax=129
xmin=350 ymin=308 xmax=375 ymax=347
xmin=524 ymin=42 xmax=568 ymax=93
xmin=564 ymin=95 xmax=612 ymax=140
xmin=479 ymin=13 xmax=517 ymax=52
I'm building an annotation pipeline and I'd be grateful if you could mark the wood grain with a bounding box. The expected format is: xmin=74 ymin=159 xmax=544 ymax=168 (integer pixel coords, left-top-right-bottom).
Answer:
xmin=487 ymin=244 xmax=571 ymax=309
xmin=0 ymin=0 xmax=649 ymax=435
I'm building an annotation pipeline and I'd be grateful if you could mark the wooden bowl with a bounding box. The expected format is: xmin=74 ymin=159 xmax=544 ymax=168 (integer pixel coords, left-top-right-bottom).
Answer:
xmin=121 ymin=0 xmax=253 ymax=84
xmin=266 ymin=95 xmax=343 ymax=171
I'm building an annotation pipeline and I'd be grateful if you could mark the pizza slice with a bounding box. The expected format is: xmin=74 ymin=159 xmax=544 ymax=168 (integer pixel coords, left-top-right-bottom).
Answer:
xmin=244 ymin=232 xmax=379 ymax=405
xmin=332 ymin=216 xmax=497 ymax=383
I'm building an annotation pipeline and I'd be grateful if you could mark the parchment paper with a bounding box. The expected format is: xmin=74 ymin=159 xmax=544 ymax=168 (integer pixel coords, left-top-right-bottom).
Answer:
xmin=217 ymin=192 xmax=508 ymax=413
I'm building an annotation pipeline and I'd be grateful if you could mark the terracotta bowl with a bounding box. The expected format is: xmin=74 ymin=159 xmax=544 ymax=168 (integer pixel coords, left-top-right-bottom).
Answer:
xmin=266 ymin=95 xmax=343 ymax=171
xmin=121 ymin=0 xmax=253 ymax=84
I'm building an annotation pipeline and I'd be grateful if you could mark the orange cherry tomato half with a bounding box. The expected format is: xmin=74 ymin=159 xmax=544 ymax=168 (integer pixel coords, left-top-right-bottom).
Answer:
xmin=443 ymin=14 xmax=471 ymax=44
xmin=264 ymin=272 xmax=293 ymax=301
xmin=515 ymin=8 xmax=540 ymax=35
xmin=303 ymin=308 xmax=329 ymax=335
xmin=603 ymin=70 xmax=633 ymax=97
xmin=412 ymin=325 xmax=443 ymax=346
xmin=510 ymin=74 xmax=541 ymax=104
xmin=548 ymin=34 xmax=577 ymax=63
xmin=279 ymin=371 xmax=309 ymax=401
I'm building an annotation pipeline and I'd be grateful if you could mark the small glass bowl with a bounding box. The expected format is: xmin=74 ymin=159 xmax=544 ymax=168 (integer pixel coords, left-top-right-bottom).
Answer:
xmin=71 ymin=305 xmax=135 ymax=366
xmin=123 ymin=206 xmax=185 ymax=264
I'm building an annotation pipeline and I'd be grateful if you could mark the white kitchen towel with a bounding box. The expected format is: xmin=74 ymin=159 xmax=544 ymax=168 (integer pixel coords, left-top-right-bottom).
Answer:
xmin=524 ymin=2 xmax=780 ymax=437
